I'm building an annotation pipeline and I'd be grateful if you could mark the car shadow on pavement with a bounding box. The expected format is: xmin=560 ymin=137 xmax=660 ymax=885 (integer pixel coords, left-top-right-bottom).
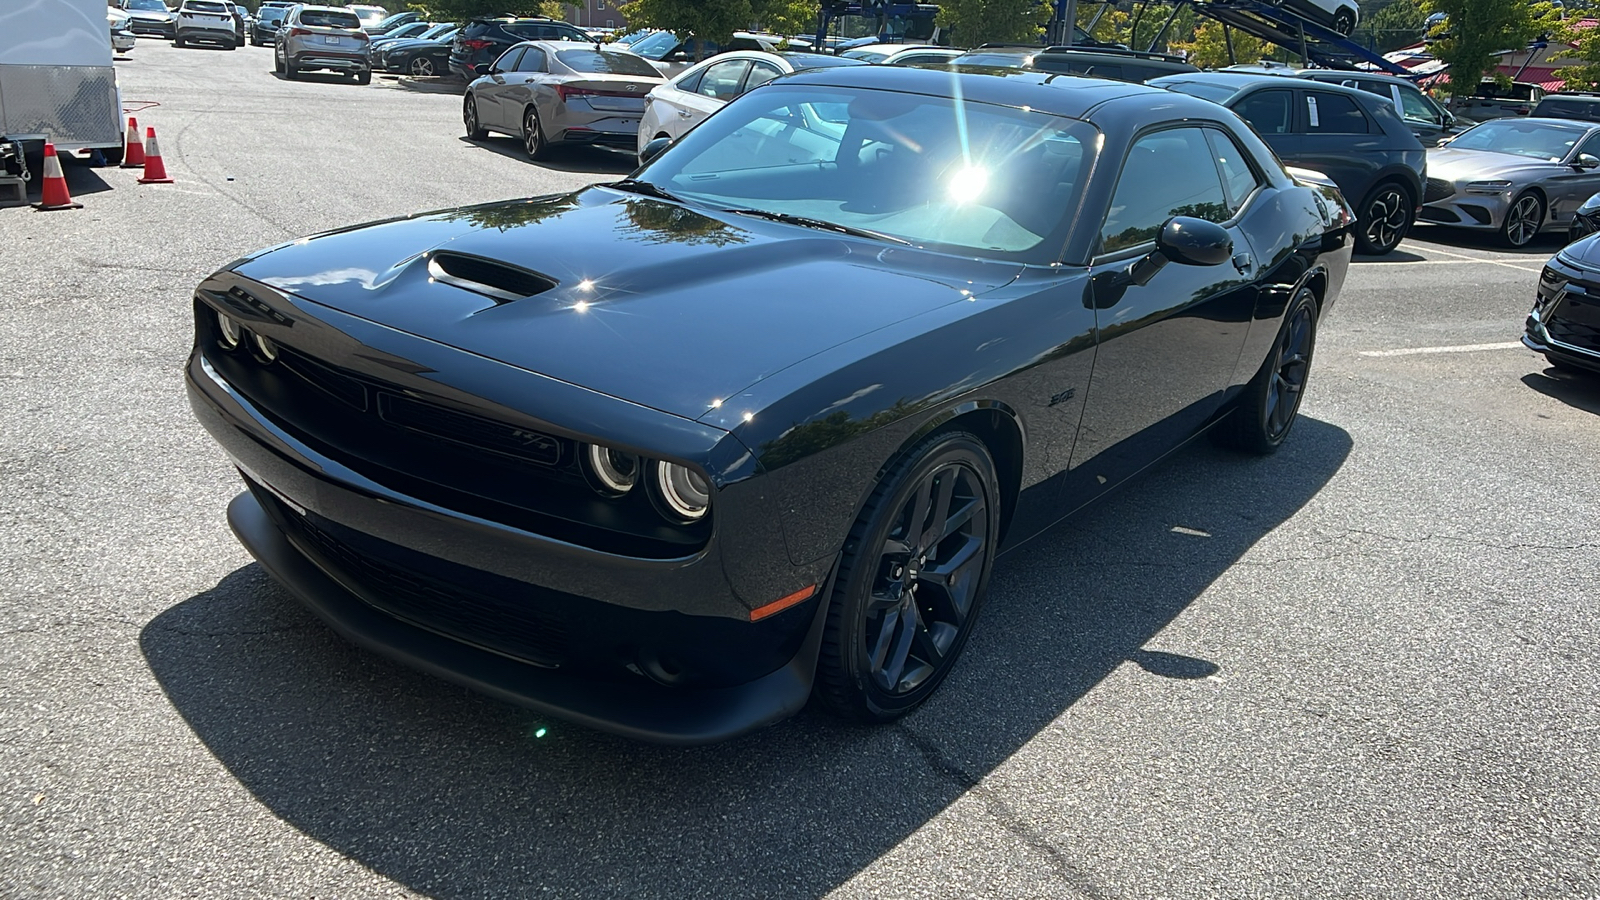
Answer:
xmin=1521 ymin=369 xmax=1600 ymax=414
xmin=142 ymin=418 xmax=1350 ymax=899
xmin=1410 ymin=224 xmax=1565 ymax=255
xmin=457 ymin=136 xmax=637 ymax=175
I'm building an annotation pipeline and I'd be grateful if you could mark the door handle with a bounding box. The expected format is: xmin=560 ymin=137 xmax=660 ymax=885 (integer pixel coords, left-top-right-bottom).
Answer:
xmin=1232 ymin=252 xmax=1254 ymax=273
xmin=677 ymin=109 xmax=692 ymax=118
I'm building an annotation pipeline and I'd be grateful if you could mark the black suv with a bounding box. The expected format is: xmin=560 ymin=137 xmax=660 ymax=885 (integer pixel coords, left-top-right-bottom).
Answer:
xmin=1151 ymin=71 xmax=1426 ymax=255
xmin=1531 ymin=93 xmax=1600 ymax=123
xmin=448 ymin=17 xmax=591 ymax=80
xmin=951 ymin=44 xmax=1199 ymax=84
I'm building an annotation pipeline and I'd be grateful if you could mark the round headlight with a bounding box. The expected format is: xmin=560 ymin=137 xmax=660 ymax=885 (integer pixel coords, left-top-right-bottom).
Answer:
xmin=655 ymin=462 xmax=710 ymax=521
xmin=585 ymin=444 xmax=638 ymax=495
xmin=253 ymin=333 xmax=280 ymax=362
xmin=216 ymin=311 xmax=242 ymax=349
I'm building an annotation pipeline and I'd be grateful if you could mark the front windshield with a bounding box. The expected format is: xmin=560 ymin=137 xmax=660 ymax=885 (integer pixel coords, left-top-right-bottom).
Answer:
xmin=126 ymin=0 xmax=168 ymax=10
xmin=1449 ymin=119 xmax=1586 ymax=161
xmin=627 ymin=31 xmax=681 ymax=59
xmin=1153 ymin=79 xmax=1241 ymax=104
xmin=636 ymin=84 xmax=1097 ymax=261
xmin=416 ymin=23 xmax=452 ymax=40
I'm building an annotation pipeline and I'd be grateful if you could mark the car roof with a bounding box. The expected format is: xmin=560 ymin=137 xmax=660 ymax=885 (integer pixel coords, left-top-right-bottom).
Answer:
xmin=846 ymin=43 xmax=948 ymax=55
xmin=1152 ymin=70 xmax=1375 ymax=98
xmin=780 ymin=65 xmax=1174 ymax=120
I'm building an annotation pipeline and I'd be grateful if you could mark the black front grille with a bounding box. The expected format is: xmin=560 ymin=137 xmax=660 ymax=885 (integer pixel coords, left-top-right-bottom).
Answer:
xmin=1424 ymin=177 xmax=1455 ymax=204
xmin=1546 ymin=317 xmax=1600 ymax=351
xmin=268 ymin=488 xmax=571 ymax=668
xmin=379 ymin=393 xmax=562 ymax=467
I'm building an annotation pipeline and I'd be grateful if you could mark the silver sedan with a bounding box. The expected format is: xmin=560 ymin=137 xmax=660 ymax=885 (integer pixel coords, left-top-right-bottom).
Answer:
xmin=463 ymin=42 xmax=665 ymax=161
xmin=1421 ymin=117 xmax=1600 ymax=248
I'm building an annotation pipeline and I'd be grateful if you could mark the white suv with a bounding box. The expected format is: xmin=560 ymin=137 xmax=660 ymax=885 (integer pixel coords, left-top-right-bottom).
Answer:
xmin=274 ymin=4 xmax=372 ymax=84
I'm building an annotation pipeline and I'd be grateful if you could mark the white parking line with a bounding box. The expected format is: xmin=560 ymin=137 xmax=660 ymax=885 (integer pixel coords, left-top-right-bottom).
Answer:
xmin=1358 ymin=341 xmax=1526 ymax=358
xmin=1411 ymin=246 xmax=1544 ymax=273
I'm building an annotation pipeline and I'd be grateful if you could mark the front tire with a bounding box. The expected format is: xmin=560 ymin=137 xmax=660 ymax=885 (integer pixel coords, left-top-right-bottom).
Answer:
xmin=1355 ymin=182 xmax=1412 ymax=255
xmin=1213 ymin=287 xmax=1319 ymax=455
xmin=1502 ymin=191 xmax=1544 ymax=248
xmin=815 ymin=431 xmax=1000 ymax=723
xmin=174 ymin=35 xmax=185 ymax=47
xmin=408 ymin=56 xmax=436 ymax=76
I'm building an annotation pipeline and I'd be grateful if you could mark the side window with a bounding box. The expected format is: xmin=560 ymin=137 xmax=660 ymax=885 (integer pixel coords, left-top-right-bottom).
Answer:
xmin=1206 ymin=129 xmax=1262 ymax=215
xmin=744 ymin=61 xmax=782 ymax=91
xmin=1232 ymin=89 xmax=1294 ymax=135
xmin=1101 ymin=127 xmax=1231 ymax=254
xmin=516 ymin=48 xmax=545 ymax=72
xmin=1397 ymin=87 xmax=1439 ymax=125
xmin=1083 ymin=63 xmax=1126 ymax=81
xmin=697 ymin=60 xmax=751 ymax=101
xmin=1305 ymin=91 xmax=1370 ymax=135
xmin=674 ymin=68 xmax=706 ymax=94
xmin=494 ymin=47 xmax=523 ymax=72
xmin=1574 ymin=132 xmax=1600 ymax=160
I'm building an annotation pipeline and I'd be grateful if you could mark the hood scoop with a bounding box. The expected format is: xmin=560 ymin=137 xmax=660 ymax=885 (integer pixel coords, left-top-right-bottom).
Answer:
xmin=427 ymin=252 xmax=556 ymax=303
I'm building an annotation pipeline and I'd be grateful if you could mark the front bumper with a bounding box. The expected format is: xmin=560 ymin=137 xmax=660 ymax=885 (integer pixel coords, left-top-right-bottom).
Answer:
xmin=184 ymin=272 xmax=834 ymax=741
xmin=226 ymin=490 xmax=826 ymax=744
xmin=1525 ymin=273 xmax=1600 ymax=373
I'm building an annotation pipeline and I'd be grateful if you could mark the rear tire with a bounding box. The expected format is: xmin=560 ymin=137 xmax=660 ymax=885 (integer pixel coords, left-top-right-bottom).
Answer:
xmin=814 ymin=431 xmax=1000 ymax=724
xmin=1212 ymin=287 xmax=1319 ymax=455
xmin=356 ymin=69 xmax=371 ymax=85
xmin=1332 ymin=6 xmax=1356 ymax=35
xmin=174 ymin=35 xmax=185 ymax=47
xmin=285 ymin=62 xmax=298 ymax=79
xmin=463 ymin=94 xmax=487 ymax=139
xmin=523 ymin=107 xmax=549 ymax=161
xmin=1355 ymin=181 xmax=1412 ymax=255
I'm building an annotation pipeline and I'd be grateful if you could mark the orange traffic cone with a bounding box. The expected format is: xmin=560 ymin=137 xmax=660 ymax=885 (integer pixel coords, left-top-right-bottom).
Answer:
xmin=138 ymin=126 xmax=173 ymax=184
xmin=35 ymin=143 xmax=83 ymax=211
xmin=120 ymin=116 xmax=146 ymax=169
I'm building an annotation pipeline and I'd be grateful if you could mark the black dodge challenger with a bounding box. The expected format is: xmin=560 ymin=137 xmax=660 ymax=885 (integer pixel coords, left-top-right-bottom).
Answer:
xmin=186 ymin=66 xmax=1354 ymax=744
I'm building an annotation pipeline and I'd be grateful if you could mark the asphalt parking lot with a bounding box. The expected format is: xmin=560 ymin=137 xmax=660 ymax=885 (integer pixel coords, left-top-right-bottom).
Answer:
xmin=2 ymin=39 xmax=1597 ymax=899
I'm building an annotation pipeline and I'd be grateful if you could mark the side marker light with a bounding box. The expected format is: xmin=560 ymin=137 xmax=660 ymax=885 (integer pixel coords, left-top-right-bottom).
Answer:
xmin=749 ymin=584 xmax=817 ymax=622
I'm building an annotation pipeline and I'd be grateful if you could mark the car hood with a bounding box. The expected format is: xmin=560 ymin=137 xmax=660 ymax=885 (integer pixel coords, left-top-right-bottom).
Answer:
xmin=1427 ymin=147 xmax=1560 ymax=183
xmin=232 ymin=188 xmax=1023 ymax=422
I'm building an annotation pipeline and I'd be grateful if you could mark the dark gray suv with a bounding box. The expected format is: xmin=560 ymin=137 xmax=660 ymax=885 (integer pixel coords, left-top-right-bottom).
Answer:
xmin=1152 ymin=71 xmax=1426 ymax=255
xmin=275 ymin=5 xmax=372 ymax=84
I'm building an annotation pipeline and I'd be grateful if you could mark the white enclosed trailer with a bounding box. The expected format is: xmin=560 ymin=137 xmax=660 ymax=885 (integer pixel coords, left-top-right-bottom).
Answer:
xmin=0 ymin=0 xmax=124 ymax=164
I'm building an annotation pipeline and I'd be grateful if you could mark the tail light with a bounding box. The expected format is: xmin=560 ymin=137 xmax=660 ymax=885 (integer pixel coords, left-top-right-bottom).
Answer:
xmin=461 ymin=38 xmax=493 ymax=51
xmin=352 ymin=30 xmax=368 ymax=41
xmin=557 ymin=85 xmax=639 ymax=102
xmin=288 ymin=27 xmax=310 ymax=37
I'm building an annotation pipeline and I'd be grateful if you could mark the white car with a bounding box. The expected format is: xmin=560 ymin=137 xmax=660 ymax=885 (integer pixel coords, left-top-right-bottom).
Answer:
xmin=839 ymin=44 xmax=964 ymax=66
xmin=636 ymin=50 xmax=866 ymax=156
xmin=1283 ymin=0 xmax=1360 ymax=36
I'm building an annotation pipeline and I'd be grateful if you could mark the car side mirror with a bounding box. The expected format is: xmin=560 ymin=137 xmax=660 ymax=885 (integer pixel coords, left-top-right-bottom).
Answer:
xmin=473 ymin=63 xmax=492 ymax=76
xmin=1576 ymin=153 xmax=1600 ymax=170
xmin=1155 ymin=216 xmax=1234 ymax=267
xmin=638 ymin=136 xmax=672 ymax=165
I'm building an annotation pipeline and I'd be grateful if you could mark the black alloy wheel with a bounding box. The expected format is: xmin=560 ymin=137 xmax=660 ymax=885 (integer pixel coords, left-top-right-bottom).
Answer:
xmin=523 ymin=107 xmax=549 ymax=161
xmin=408 ymin=56 xmax=435 ymax=76
xmin=1502 ymin=191 xmax=1544 ymax=248
xmin=463 ymin=94 xmax=486 ymax=139
xmin=1356 ymin=183 xmax=1411 ymax=255
xmin=1332 ymin=7 xmax=1356 ymax=35
xmin=816 ymin=431 xmax=999 ymax=723
xmin=1213 ymin=287 xmax=1319 ymax=455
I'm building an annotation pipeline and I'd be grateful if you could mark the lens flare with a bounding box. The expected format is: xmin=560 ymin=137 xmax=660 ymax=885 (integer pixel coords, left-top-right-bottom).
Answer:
xmin=947 ymin=166 xmax=989 ymax=204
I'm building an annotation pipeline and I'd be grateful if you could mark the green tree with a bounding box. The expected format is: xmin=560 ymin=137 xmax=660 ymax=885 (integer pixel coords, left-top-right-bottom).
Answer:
xmin=1557 ymin=18 xmax=1600 ymax=91
xmin=617 ymin=0 xmax=753 ymax=57
xmin=410 ymin=0 xmax=567 ymax=20
xmin=1363 ymin=0 xmax=1426 ymax=52
xmin=1173 ymin=20 xmax=1270 ymax=67
xmin=1422 ymin=0 xmax=1562 ymax=97
xmin=936 ymin=0 xmax=1049 ymax=48
xmin=755 ymin=0 xmax=821 ymax=36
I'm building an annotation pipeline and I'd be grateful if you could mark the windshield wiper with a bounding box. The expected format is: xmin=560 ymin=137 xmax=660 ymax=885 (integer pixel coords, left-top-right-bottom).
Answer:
xmin=607 ymin=179 xmax=685 ymax=203
xmin=720 ymin=207 xmax=912 ymax=246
